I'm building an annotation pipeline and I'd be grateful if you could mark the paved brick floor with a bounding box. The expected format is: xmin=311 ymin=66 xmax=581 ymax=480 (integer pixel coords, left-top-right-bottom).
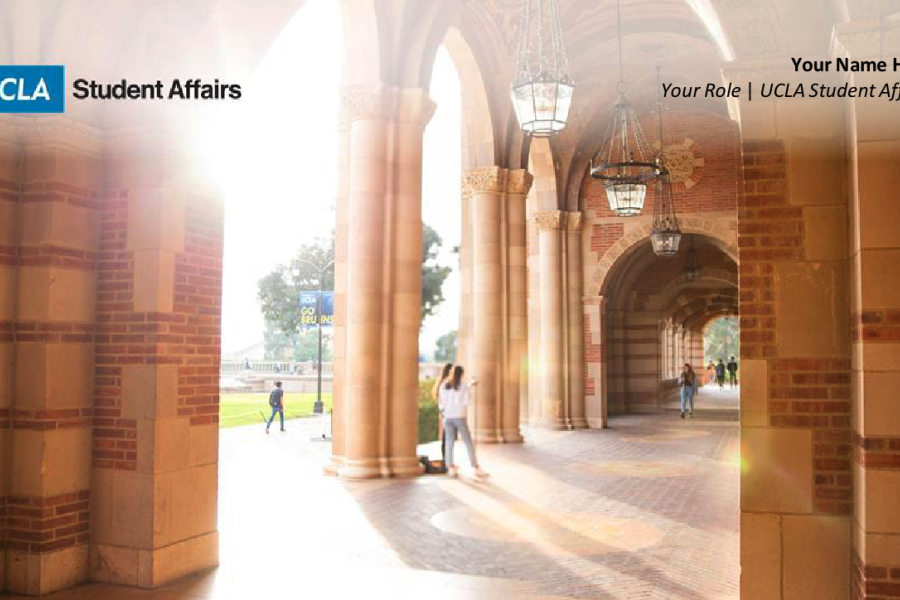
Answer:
xmin=10 ymin=390 xmax=740 ymax=600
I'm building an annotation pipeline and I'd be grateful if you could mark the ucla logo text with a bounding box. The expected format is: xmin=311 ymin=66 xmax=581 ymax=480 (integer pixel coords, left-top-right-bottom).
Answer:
xmin=0 ymin=66 xmax=64 ymax=113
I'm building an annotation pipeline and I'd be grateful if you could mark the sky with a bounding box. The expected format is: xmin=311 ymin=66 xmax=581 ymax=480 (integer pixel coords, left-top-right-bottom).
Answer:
xmin=198 ymin=0 xmax=462 ymax=358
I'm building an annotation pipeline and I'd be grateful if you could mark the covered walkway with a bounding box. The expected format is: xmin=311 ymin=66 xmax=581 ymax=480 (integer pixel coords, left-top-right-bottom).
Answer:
xmin=14 ymin=415 xmax=739 ymax=600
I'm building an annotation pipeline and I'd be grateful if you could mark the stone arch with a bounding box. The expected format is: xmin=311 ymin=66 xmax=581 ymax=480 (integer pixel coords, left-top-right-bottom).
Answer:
xmin=443 ymin=27 xmax=495 ymax=169
xmin=587 ymin=221 xmax=737 ymax=298
xmin=655 ymin=268 xmax=738 ymax=310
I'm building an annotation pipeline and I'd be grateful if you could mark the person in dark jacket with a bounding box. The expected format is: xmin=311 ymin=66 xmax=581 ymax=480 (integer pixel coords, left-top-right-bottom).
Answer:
xmin=715 ymin=359 xmax=726 ymax=389
xmin=266 ymin=381 xmax=285 ymax=434
xmin=727 ymin=357 xmax=738 ymax=389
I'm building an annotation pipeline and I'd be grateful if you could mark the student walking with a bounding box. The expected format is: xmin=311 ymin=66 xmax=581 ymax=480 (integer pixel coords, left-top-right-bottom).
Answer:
xmin=438 ymin=365 xmax=487 ymax=478
xmin=715 ymin=359 xmax=726 ymax=389
xmin=432 ymin=363 xmax=453 ymax=460
xmin=727 ymin=356 xmax=739 ymax=389
xmin=679 ymin=364 xmax=698 ymax=419
xmin=266 ymin=381 xmax=285 ymax=434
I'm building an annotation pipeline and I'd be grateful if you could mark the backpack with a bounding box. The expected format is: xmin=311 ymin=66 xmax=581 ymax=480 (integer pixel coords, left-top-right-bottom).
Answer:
xmin=269 ymin=389 xmax=280 ymax=407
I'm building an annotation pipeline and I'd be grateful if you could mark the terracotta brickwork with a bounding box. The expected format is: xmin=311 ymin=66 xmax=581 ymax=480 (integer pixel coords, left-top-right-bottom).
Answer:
xmin=4 ymin=492 xmax=90 ymax=554
xmin=854 ymin=551 xmax=900 ymax=599
xmin=92 ymin=191 xmax=223 ymax=470
xmin=590 ymin=223 xmax=623 ymax=256
xmin=767 ymin=358 xmax=853 ymax=515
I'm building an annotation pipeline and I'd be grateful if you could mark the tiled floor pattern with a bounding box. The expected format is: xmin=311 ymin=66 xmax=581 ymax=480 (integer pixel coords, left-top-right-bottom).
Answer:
xmin=7 ymin=390 xmax=740 ymax=599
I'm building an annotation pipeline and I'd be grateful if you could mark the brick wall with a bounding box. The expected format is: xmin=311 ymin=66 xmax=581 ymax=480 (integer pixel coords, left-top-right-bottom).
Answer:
xmin=583 ymin=111 xmax=740 ymax=218
xmin=4 ymin=492 xmax=89 ymax=554
xmin=92 ymin=192 xmax=223 ymax=470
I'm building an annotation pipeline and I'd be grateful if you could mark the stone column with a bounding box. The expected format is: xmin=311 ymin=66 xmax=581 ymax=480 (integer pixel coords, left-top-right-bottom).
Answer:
xmin=333 ymin=84 xmax=434 ymax=478
xmin=725 ymin=60 xmax=852 ymax=599
xmin=464 ymin=166 xmax=505 ymax=442
xmin=583 ymin=296 xmax=607 ymax=427
xmin=834 ymin=24 xmax=900 ymax=598
xmin=502 ymin=170 xmax=532 ymax=442
xmin=388 ymin=88 xmax=436 ymax=468
xmin=534 ymin=211 xmax=566 ymax=428
xmin=90 ymin=127 xmax=220 ymax=588
xmin=565 ymin=212 xmax=586 ymax=428
xmin=3 ymin=118 xmax=100 ymax=595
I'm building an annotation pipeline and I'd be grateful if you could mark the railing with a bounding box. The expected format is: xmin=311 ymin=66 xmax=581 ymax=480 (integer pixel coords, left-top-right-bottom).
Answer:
xmin=221 ymin=361 xmax=446 ymax=380
xmin=221 ymin=361 xmax=334 ymax=375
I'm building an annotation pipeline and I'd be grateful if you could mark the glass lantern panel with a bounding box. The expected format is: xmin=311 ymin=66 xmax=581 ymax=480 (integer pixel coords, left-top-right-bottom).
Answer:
xmin=532 ymin=81 xmax=558 ymax=123
xmin=605 ymin=182 xmax=646 ymax=216
xmin=512 ymin=83 xmax=536 ymax=127
xmin=555 ymin=82 xmax=573 ymax=125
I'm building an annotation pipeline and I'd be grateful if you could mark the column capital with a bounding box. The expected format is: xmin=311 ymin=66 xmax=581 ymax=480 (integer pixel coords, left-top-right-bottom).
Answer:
xmin=533 ymin=210 xmax=564 ymax=231
xmin=462 ymin=166 xmax=506 ymax=197
xmin=507 ymin=169 xmax=534 ymax=196
xmin=340 ymin=84 xmax=392 ymax=125
xmin=396 ymin=87 xmax=436 ymax=126
xmin=566 ymin=211 xmax=583 ymax=231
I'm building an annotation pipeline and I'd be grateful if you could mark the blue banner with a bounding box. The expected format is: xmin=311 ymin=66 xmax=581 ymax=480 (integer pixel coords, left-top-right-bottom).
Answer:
xmin=299 ymin=291 xmax=334 ymax=329
xmin=0 ymin=66 xmax=65 ymax=113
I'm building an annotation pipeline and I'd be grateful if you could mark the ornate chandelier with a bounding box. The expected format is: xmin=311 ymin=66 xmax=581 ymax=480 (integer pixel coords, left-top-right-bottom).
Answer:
xmin=511 ymin=0 xmax=574 ymax=136
xmin=683 ymin=235 xmax=701 ymax=282
xmin=589 ymin=0 xmax=657 ymax=217
xmin=650 ymin=66 xmax=681 ymax=257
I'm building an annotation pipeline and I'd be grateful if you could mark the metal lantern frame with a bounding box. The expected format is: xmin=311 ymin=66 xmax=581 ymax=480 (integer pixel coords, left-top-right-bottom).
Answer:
xmin=649 ymin=66 xmax=682 ymax=257
xmin=511 ymin=0 xmax=574 ymax=136
xmin=589 ymin=0 xmax=658 ymax=217
xmin=683 ymin=235 xmax=701 ymax=282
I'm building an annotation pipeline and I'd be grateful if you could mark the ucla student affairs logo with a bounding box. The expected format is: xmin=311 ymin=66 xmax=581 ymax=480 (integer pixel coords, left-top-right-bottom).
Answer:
xmin=0 ymin=66 xmax=64 ymax=113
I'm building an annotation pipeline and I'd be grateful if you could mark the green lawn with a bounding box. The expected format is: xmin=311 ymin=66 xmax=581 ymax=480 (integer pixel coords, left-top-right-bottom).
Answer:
xmin=219 ymin=392 xmax=333 ymax=429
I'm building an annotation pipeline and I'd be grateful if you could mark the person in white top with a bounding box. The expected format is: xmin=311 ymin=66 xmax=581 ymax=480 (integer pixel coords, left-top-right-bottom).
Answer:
xmin=438 ymin=365 xmax=487 ymax=478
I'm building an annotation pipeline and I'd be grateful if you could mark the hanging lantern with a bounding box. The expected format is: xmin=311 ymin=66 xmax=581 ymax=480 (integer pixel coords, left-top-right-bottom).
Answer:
xmin=511 ymin=0 xmax=574 ymax=136
xmin=683 ymin=235 xmax=701 ymax=281
xmin=589 ymin=0 xmax=657 ymax=216
xmin=649 ymin=66 xmax=681 ymax=257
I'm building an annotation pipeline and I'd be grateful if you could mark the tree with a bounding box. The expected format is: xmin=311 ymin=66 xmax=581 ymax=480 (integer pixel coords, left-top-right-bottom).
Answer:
xmin=258 ymin=225 xmax=451 ymax=358
xmin=422 ymin=224 xmax=452 ymax=326
xmin=704 ymin=316 xmax=739 ymax=364
xmin=434 ymin=330 xmax=457 ymax=362
xmin=258 ymin=235 xmax=335 ymax=359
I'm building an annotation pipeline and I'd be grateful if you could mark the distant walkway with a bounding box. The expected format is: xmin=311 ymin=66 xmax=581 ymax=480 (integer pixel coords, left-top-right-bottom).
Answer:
xmin=665 ymin=385 xmax=739 ymax=420
xmin=17 ymin=413 xmax=739 ymax=600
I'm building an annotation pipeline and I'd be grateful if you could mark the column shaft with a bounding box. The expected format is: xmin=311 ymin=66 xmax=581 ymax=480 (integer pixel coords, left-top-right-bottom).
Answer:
xmin=566 ymin=213 xmax=586 ymax=428
xmin=469 ymin=168 xmax=504 ymax=442
xmin=535 ymin=211 xmax=565 ymax=428
xmin=334 ymin=85 xmax=433 ymax=478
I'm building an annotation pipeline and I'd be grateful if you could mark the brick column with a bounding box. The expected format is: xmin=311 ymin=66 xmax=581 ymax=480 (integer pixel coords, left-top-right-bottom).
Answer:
xmin=726 ymin=62 xmax=852 ymax=600
xmin=583 ymin=296 xmax=607 ymax=428
xmin=89 ymin=128 xmax=220 ymax=587
xmin=0 ymin=117 xmax=18 ymax=591
xmin=4 ymin=118 xmax=100 ymax=594
xmin=834 ymin=24 xmax=900 ymax=599
xmin=331 ymin=85 xmax=434 ymax=478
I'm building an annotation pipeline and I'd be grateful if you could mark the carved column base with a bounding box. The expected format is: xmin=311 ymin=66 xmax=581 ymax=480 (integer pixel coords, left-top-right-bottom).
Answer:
xmin=473 ymin=428 xmax=506 ymax=444
xmin=569 ymin=417 xmax=589 ymax=429
xmin=536 ymin=417 xmax=570 ymax=430
xmin=500 ymin=429 xmax=525 ymax=443
xmin=333 ymin=457 xmax=423 ymax=480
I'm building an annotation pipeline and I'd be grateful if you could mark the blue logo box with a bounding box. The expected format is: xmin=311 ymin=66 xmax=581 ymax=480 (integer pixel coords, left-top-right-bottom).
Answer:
xmin=0 ymin=66 xmax=65 ymax=113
